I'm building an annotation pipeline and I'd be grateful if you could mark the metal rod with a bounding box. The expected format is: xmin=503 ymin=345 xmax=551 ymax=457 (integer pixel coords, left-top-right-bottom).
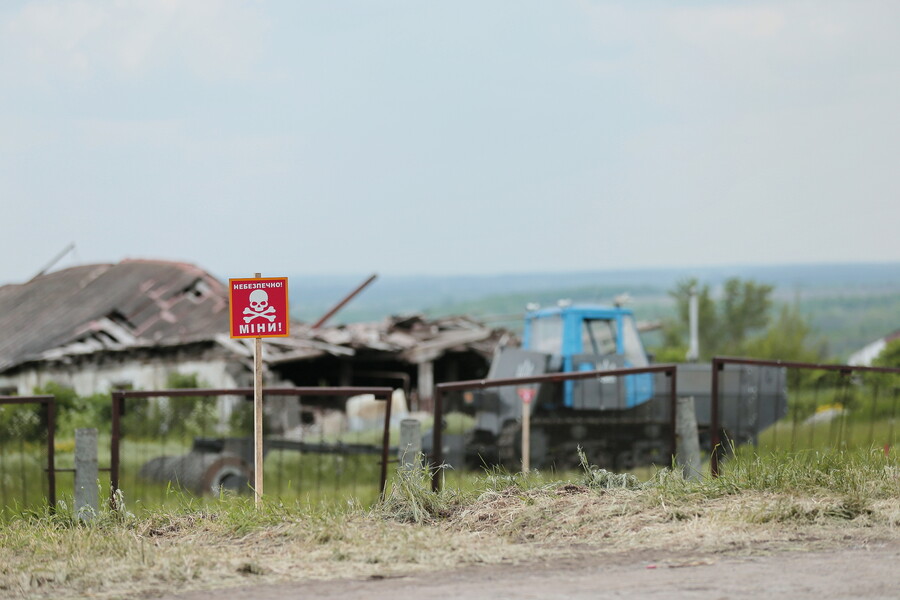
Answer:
xmin=110 ymin=392 xmax=121 ymax=508
xmin=379 ymin=391 xmax=392 ymax=500
xmin=0 ymin=396 xmax=55 ymax=405
xmin=710 ymin=359 xmax=721 ymax=477
xmin=434 ymin=364 xmax=679 ymax=393
xmin=30 ymin=242 xmax=75 ymax=281
xmin=668 ymin=370 xmax=677 ymax=463
xmin=50 ymin=468 xmax=112 ymax=473
xmin=311 ymin=273 xmax=378 ymax=329
xmin=111 ymin=387 xmax=392 ymax=399
xmin=432 ymin=387 xmax=443 ymax=492
xmin=710 ymin=356 xmax=900 ymax=375
xmin=46 ymin=399 xmax=56 ymax=512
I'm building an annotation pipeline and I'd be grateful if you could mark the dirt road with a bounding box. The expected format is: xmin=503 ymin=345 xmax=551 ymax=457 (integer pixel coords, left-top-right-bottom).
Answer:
xmin=156 ymin=542 xmax=900 ymax=600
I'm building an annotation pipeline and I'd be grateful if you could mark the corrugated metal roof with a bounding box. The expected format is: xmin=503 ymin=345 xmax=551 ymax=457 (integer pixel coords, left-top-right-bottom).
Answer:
xmin=0 ymin=259 xmax=508 ymax=373
xmin=0 ymin=259 xmax=228 ymax=371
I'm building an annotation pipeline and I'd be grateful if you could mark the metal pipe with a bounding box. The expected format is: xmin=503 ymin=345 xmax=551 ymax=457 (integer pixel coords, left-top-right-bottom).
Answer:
xmin=47 ymin=399 xmax=56 ymax=511
xmin=668 ymin=369 xmax=677 ymax=463
xmin=710 ymin=359 xmax=721 ymax=477
xmin=0 ymin=395 xmax=55 ymax=405
xmin=112 ymin=386 xmax=393 ymax=399
xmin=379 ymin=391 xmax=392 ymax=500
xmin=710 ymin=356 xmax=900 ymax=375
xmin=432 ymin=386 xmax=443 ymax=492
xmin=311 ymin=273 xmax=377 ymax=329
xmin=435 ymin=364 xmax=679 ymax=393
xmin=30 ymin=242 xmax=76 ymax=281
xmin=110 ymin=392 xmax=121 ymax=508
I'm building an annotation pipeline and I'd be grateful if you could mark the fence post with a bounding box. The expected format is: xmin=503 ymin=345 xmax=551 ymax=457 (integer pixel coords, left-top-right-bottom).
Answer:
xmin=711 ymin=359 xmax=721 ymax=477
xmin=75 ymin=428 xmax=99 ymax=521
xmin=521 ymin=399 xmax=531 ymax=472
xmin=399 ymin=418 xmax=422 ymax=469
xmin=675 ymin=397 xmax=702 ymax=480
xmin=431 ymin=387 xmax=444 ymax=492
xmin=46 ymin=399 xmax=56 ymax=511
xmin=110 ymin=392 xmax=121 ymax=508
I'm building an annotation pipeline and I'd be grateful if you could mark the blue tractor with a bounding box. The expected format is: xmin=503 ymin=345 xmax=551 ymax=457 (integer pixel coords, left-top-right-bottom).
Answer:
xmin=462 ymin=303 xmax=787 ymax=470
xmin=524 ymin=304 xmax=655 ymax=409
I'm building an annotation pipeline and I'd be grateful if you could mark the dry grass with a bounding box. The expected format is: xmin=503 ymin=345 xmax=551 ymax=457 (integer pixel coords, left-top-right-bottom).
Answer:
xmin=2 ymin=449 xmax=899 ymax=599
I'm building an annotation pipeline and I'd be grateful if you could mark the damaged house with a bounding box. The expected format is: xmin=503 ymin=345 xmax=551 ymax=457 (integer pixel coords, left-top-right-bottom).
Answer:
xmin=0 ymin=259 xmax=507 ymax=429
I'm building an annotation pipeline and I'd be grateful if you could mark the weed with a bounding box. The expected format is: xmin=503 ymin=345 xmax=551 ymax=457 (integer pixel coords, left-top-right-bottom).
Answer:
xmin=577 ymin=447 xmax=641 ymax=490
xmin=378 ymin=455 xmax=456 ymax=524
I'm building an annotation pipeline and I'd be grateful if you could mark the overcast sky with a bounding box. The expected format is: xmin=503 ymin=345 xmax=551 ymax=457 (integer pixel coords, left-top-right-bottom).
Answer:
xmin=1 ymin=1 xmax=898 ymax=284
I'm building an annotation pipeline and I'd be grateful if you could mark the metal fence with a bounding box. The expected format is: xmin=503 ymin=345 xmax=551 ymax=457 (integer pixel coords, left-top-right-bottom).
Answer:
xmin=5 ymin=357 xmax=899 ymax=513
xmin=430 ymin=365 xmax=679 ymax=491
xmin=711 ymin=357 xmax=900 ymax=475
xmin=110 ymin=387 xmax=394 ymax=509
xmin=0 ymin=395 xmax=55 ymax=516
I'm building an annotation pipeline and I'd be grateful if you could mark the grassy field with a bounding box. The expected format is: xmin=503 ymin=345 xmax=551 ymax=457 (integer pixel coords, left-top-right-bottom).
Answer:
xmin=0 ymin=442 xmax=50 ymax=518
xmin=3 ymin=390 xmax=899 ymax=522
xmin=0 ymin=447 xmax=897 ymax=599
xmin=1 ymin=431 xmax=392 ymax=520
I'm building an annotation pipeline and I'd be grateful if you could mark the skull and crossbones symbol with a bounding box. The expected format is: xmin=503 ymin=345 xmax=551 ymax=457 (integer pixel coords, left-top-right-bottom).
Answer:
xmin=243 ymin=289 xmax=277 ymax=323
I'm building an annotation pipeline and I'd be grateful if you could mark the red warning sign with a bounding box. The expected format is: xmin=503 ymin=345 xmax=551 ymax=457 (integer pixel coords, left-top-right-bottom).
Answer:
xmin=228 ymin=277 xmax=290 ymax=338
xmin=517 ymin=387 xmax=537 ymax=404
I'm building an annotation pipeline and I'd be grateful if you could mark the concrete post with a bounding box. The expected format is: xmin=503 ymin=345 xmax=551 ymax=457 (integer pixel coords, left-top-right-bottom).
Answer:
xmin=399 ymin=418 xmax=422 ymax=470
xmin=675 ymin=397 xmax=702 ymax=480
xmin=686 ymin=288 xmax=699 ymax=362
xmin=74 ymin=428 xmax=99 ymax=521
xmin=417 ymin=361 xmax=434 ymax=411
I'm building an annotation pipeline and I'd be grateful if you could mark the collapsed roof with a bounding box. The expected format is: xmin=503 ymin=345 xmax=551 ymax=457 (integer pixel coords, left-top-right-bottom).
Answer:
xmin=0 ymin=259 xmax=505 ymax=373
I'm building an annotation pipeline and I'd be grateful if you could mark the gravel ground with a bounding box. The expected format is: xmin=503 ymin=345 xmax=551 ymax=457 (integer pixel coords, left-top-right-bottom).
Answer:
xmin=155 ymin=541 xmax=900 ymax=600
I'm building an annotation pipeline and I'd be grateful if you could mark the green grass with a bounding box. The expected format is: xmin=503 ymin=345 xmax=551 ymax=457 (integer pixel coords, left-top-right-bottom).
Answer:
xmin=2 ymin=447 xmax=898 ymax=598
xmin=0 ymin=442 xmax=50 ymax=521
xmin=758 ymin=418 xmax=899 ymax=452
xmin=4 ymin=386 xmax=900 ymax=522
xmin=682 ymin=446 xmax=900 ymax=501
xmin=2 ymin=428 xmax=394 ymax=519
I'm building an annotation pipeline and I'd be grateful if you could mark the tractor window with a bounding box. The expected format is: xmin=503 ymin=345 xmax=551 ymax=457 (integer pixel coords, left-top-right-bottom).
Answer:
xmin=622 ymin=316 xmax=649 ymax=367
xmin=529 ymin=315 xmax=563 ymax=355
xmin=582 ymin=320 xmax=617 ymax=356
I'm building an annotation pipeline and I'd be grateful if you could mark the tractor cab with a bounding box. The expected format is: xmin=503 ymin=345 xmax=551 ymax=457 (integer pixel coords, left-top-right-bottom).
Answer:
xmin=523 ymin=304 xmax=654 ymax=409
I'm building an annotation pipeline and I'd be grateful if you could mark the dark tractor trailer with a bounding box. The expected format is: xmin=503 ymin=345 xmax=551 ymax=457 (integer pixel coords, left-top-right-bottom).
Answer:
xmin=434 ymin=304 xmax=787 ymax=471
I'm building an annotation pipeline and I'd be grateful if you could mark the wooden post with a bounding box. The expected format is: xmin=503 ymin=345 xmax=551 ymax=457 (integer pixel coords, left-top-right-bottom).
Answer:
xmin=254 ymin=272 xmax=264 ymax=507
xmin=417 ymin=361 xmax=434 ymax=411
xmin=521 ymin=398 xmax=530 ymax=472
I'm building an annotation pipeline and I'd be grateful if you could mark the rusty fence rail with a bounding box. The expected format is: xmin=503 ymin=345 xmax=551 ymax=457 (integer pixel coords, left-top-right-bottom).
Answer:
xmin=431 ymin=365 xmax=678 ymax=491
xmin=111 ymin=387 xmax=394 ymax=509
xmin=0 ymin=395 xmax=55 ymax=515
xmin=711 ymin=357 xmax=900 ymax=476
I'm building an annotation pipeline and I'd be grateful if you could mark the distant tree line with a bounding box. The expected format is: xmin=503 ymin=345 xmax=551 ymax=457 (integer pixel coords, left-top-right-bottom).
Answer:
xmin=654 ymin=277 xmax=827 ymax=363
